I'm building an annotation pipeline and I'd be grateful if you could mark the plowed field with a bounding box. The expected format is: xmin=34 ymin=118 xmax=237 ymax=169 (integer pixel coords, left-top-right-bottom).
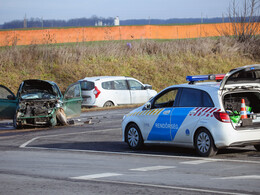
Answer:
xmin=0 ymin=23 xmax=256 ymax=46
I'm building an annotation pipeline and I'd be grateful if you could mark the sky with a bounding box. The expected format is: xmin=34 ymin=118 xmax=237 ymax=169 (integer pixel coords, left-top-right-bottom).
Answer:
xmin=0 ymin=0 xmax=243 ymax=24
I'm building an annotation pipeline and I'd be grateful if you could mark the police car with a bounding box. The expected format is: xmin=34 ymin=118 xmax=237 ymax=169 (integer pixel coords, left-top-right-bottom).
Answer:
xmin=122 ymin=64 xmax=260 ymax=157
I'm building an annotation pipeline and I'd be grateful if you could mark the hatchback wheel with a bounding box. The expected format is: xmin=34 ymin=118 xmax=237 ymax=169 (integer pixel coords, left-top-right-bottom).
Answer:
xmin=103 ymin=101 xmax=114 ymax=107
xmin=195 ymin=128 xmax=218 ymax=157
xmin=126 ymin=124 xmax=143 ymax=150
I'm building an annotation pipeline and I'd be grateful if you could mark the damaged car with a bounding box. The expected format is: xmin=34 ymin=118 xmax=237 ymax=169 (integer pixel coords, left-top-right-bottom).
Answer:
xmin=0 ymin=79 xmax=82 ymax=128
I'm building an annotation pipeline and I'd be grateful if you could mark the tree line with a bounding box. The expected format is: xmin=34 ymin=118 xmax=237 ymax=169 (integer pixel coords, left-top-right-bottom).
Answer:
xmin=0 ymin=16 xmax=230 ymax=29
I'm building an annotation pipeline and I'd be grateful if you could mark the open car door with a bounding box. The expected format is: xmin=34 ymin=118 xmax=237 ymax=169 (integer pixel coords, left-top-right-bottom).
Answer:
xmin=62 ymin=82 xmax=82 ymax=118
xmin=0 ymin=85 xmax=17 ymax=119
xmin=220 ymin=64 xmax=260 ymax=91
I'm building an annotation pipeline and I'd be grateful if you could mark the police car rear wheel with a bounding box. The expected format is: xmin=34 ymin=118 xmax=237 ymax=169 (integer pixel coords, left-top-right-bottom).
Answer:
xmin=195 ymin=128 xmax=218 ymax=157
xmin=126 ymin=124 xmax=143 ymax=150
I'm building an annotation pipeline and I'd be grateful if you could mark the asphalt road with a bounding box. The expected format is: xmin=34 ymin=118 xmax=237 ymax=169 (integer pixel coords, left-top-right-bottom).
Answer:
xmin=0 ymin=108 xmax=260 ymax=195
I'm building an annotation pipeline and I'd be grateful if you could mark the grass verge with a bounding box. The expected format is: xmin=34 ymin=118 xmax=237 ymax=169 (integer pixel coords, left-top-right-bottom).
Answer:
xmin=0 ymin=37 xmax=259 ymax=93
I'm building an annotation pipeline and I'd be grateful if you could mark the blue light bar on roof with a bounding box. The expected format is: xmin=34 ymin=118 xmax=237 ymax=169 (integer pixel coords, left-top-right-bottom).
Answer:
xmin=186 ymin=74 xmax=225 ymax=82
xmin=186 ymin=75 xmax=209 ymax=82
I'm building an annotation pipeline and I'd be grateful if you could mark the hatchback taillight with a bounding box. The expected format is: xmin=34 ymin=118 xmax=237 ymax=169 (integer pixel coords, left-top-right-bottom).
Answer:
xmin=93 ymin=86 xmax=101 ymax=98
xmin=213 ymin=111 xmax=231 ymax=123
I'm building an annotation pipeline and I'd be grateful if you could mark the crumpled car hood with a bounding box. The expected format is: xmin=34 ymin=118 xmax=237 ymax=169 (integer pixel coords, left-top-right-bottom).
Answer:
xmin=19 ymin=80 xmax=59 ymax=100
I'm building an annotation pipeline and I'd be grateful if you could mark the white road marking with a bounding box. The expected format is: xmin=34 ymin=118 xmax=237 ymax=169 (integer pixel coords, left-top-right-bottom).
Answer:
xmin=20 ymin=137 xmax=40 ymax=148
xmin=71 ymin=173 xmax=122 ymax=180
xmin=180 ymin=160 xmax=211 ymax=165
xmin=130 ymin=165 xmax=175 ymax=172
xmin=214 ymin=175 xmax=260 ymax=180
xmin=88 ymin=179 xmax=250 ymax=195
xmin=19 ymin=128 xmax=121 ymax=148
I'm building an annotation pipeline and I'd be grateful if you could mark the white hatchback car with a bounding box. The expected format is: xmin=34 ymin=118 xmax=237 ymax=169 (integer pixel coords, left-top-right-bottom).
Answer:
xmin=79 ymin=76 xmax=157 ymax=107
xmin=122 ymin=64 xmax=260 ymax=157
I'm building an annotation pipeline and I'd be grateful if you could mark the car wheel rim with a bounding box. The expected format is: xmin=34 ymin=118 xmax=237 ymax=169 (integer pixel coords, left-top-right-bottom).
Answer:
xmin=104 ymin=102 xmax=113 ymax=107
xmin=197 ymin=132 xmax=210 ymax=153
xmin=128 ymin=127 xmax=139 ymax=147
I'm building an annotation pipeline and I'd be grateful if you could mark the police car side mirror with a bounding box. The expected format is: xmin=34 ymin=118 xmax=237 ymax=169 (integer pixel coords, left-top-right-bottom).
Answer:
xmin=144 ymin=102 xmax=151 ymax=110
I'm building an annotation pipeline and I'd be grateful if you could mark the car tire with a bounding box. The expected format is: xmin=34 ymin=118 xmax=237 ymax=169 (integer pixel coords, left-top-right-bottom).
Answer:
xmin=194 ymin=128 xmax=218 ymax=157
xmin=50 ymin=116 xmax=57 ymax=127
xmin=13 ymin=112 xmax=22 ymax=129
xmin=103 ymin=101 xmax=114 ymax=107
xmin=126 ymin=123 xmax=143 ymax=150
xmin=56 ymin=108 xmax=68 ymax=125
xmin=254 ymin=144 xmax=260 ymax=151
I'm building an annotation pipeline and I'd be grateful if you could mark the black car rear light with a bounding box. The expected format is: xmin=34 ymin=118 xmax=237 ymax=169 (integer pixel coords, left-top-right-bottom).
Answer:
xmin=93 ymin=86 xmax=101 ymax=98
xmin=213 ymin=111 xmax=231 ymax=123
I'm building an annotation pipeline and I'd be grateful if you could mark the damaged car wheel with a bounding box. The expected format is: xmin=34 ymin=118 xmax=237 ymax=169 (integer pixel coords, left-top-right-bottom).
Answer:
xmin=56 ymin=108 xmax=68 ymax=125
xmin=13 ymin=112 xmax=22 ymax=129
xmin=254 ymin=145 xmax=260 ymax=151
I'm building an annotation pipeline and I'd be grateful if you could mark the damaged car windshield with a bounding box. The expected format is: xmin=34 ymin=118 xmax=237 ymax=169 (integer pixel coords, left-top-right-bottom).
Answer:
xmin=20 ymin=80 xmax=59 ymax=100
xmin=21 ymin=91 xmax=57 ymax=100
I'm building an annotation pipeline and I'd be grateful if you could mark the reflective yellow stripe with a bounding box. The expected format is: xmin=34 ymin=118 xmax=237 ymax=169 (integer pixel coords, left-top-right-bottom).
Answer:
xmin=142 ymin=110 xmax=149 ymax=115
xmin=150 ymin=110 xmax=157 ymax=115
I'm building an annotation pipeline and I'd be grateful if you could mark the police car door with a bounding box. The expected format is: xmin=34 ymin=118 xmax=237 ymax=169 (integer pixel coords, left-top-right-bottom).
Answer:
xmin=171 ymin=88 xmax=209 ymax=143
xmin=147 ymin=88 xmax=179 ymax=141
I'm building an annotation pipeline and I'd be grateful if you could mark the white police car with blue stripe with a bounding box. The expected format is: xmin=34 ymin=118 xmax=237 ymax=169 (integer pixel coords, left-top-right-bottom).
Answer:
xmin=122 ymin=64 xmax=260 ymax=157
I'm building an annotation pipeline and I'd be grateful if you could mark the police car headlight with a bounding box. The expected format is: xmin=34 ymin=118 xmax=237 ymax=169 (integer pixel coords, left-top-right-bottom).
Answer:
xmin=123 ymin=115 xmax=126 ymax=121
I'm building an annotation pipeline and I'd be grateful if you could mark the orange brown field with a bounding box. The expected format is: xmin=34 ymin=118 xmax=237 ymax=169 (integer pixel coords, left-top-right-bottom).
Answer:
xmin=0 ymin=23 xmax=236 ymax=46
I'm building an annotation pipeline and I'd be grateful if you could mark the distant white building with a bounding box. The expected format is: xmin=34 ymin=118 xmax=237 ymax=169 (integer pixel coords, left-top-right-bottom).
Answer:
xmin=98 ymin=20 xmax=103 ymax=26
xmin=114 ymin=16 xmax=120 ymax=26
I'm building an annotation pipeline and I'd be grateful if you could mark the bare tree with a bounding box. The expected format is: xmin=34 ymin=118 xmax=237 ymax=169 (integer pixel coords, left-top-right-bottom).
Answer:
xmin=227 ymin=0 xmax=260 ymax=42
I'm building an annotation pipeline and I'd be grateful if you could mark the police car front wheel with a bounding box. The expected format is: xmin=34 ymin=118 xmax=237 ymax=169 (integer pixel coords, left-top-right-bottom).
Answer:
xmin=195 ymin=128 xmax=218 ymax=157
xmin=126 ymin=124 xmax=143 ymax=150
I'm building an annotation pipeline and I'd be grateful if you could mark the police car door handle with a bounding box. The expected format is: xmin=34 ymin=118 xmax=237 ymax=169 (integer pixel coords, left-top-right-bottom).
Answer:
xmin=163 ymin=110 xmax=171 ymax=115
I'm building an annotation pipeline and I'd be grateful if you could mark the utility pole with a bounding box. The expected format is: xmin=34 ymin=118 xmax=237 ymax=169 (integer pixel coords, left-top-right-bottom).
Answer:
xmin=24 ymin=14 xmax=27 ymax=28
xmin=41 ymin=17 xmax=43 ymax=28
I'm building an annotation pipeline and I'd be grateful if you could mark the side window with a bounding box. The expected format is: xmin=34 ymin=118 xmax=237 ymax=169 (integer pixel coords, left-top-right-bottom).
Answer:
xmin=128 ymin=80 xmax=143 ymax=90
xmin=114 ymin=80 xmax=128 ymax=90
xmin=0 ymin=86 xmax=13 ymax=99
xmin=178 ymin=88 xmax=203 ymax=107
xmin=65 ymin=84 xmax=81 ymax=99
xmin=202 ymin=91 xmax=214 ymax=107
xmin=102 ymin=81 xmax=115 ymax=90
xmin=153 ymin=88 xmax=179 ymax=108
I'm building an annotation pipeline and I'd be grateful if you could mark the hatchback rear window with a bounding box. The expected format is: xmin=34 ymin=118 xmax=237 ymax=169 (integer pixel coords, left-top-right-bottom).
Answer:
xmin=80 ymin=81 xmax=95 ymax=91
